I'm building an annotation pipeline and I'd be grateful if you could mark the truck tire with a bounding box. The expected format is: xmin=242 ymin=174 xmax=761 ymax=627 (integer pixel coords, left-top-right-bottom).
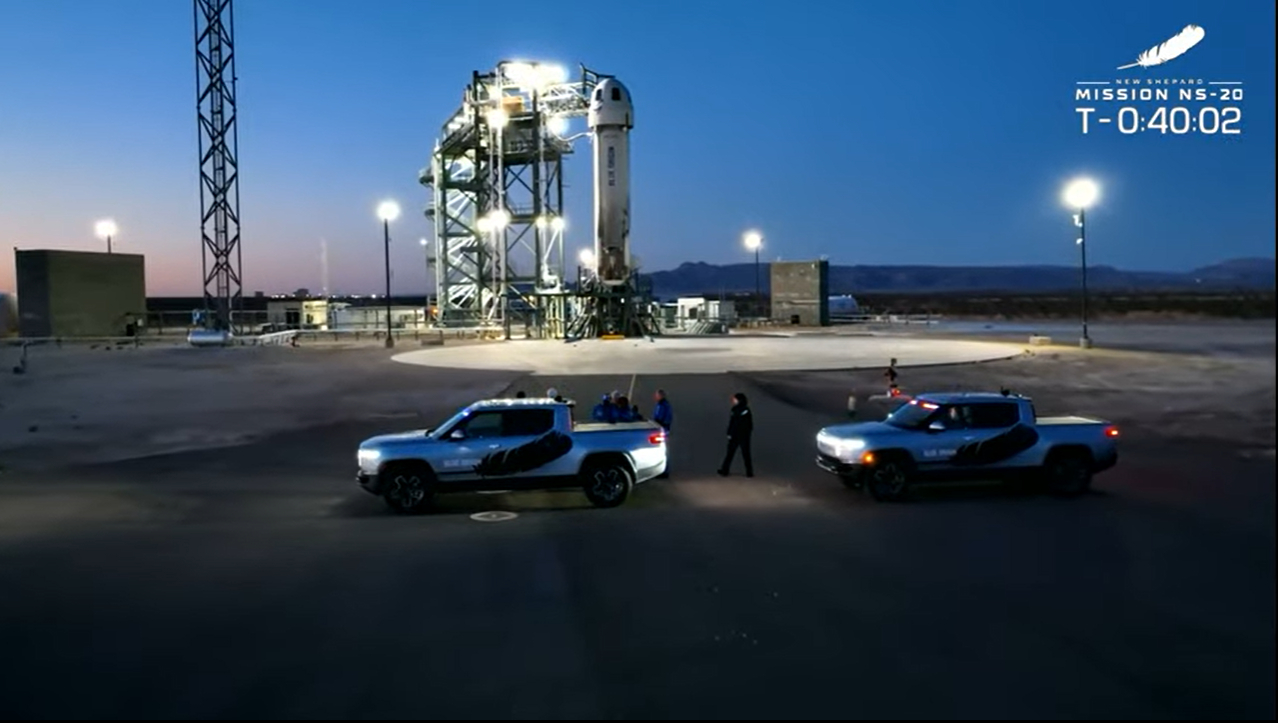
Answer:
xmin=865 ymin=458 xmax=911 ymax=502
xmin=381 ymin=461 xmax=436 ymax=514
xmin=581 ymin=460 xmax=633 ymax=508
xmin=1044 ymin=452 xmax=1092 ymax=497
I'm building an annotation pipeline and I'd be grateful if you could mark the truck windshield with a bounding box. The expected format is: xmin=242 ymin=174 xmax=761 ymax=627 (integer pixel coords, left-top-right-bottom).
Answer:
xmin=431 ymin=408 xmax=471 ymax=437
xmin=885 ymin=400 xmax=940 ymax=430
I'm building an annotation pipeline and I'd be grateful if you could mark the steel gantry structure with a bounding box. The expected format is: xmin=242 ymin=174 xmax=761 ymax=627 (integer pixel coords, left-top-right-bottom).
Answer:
xmin=194 ymin=0 xmax=243 ymax=332
xmin=420 ymin=62 xmax=611 ymax=337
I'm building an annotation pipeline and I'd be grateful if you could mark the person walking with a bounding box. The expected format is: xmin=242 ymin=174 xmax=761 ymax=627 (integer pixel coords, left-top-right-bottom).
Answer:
xmin=652 ymin=389 xmax=673 ymax=478
xmin=717 ymin=392 xmax=754 ymax=477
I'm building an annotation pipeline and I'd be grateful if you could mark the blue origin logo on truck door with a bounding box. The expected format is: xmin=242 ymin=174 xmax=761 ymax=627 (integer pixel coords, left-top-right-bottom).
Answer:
xmin=607 ymin=146 xmax=615 ymax=186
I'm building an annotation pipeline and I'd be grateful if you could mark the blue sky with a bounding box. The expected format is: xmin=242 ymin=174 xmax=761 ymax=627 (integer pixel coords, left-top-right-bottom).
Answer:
xmin=0 ymin=0 xmax=1273 ymax=295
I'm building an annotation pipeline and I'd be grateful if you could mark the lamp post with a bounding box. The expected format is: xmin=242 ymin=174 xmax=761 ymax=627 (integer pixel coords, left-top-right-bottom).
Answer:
xmin=94 ymin=219 xmax=117 ymax=254
xmin=743 ymin=230 xmax=763 ymax=319
xmin=1062 ymin=178 xmax=1099 ymax=349
xmin=377 ymin=200 xmax=401 ymax=348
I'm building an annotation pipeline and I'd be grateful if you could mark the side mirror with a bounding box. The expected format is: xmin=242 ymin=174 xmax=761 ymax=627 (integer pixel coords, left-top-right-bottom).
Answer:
xmin=927 ymin=421 xmax=946 ymax=433
xmin=448 ymin=429 xmax=466 ymax=441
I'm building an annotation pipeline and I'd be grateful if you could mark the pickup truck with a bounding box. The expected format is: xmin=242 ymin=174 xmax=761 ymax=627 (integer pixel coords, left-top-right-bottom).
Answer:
xmin=816 ymin=392 xmax=1119 ymax=501
xmin=357 ymin=398 xmax=668 ymax=513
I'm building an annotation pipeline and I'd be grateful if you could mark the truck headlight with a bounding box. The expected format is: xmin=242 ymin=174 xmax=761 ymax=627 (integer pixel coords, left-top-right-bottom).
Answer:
xmin=817 ymin=432 xmax=866 ymax=461
xmin=358 ymin=448 xmax=381 ymax=462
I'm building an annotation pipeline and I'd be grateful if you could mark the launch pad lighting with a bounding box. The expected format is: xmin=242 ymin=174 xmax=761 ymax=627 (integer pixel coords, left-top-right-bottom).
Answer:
xmin=579 ymin=248 xmax=595 ymax=266
xmin=377 ymin=200 xmax=401 ymax=222
xmin=1063 ymin=178 xmax=1099 ymax=209
xmin=94 ymin=219 xmax=118 ymax=240
xmin=743 ymin=230 xmax=763 ymax=251
xmin=486 ymin=109 xmax=510 ymax=129
xmin=547 ymin=116 xmax=569 ymax=136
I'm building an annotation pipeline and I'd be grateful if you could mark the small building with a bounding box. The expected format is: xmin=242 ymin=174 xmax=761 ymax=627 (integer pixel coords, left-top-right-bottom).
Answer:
xmin=266 ymin=298 xmax=329 ymax=330
xmin=14 ymin=249 xmax=146 ymax=337
xmin=674 ymin=297 xmax=736 ymax=329
xmin=330 ymin=304 xmax=427 ymax=330
xmin=771 ymin=259 xmax=830 ymax=326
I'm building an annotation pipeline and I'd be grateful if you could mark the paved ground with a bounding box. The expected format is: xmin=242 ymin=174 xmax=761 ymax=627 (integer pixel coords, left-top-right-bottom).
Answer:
xmin=0 ymin=328 xmax=1273 ymax=720
xmin=392 ymin=334 xmax=1026 ymax=374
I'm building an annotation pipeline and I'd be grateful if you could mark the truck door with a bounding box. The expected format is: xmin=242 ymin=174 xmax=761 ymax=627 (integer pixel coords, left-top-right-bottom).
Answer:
xmin=916 ymin=404 xmax=977 ymax=469
xmin=950 ymin=402 xmax=1040 ymax=469
xmin=471 ymin=408 xmax=572 ymax=480
xmin=432 ymin=410 xmax=506 ymax=483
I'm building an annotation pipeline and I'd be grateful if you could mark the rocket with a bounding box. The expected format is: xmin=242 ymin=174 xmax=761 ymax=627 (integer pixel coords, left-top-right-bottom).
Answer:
xmin=587 ymin=78 xmax=633 ymax=286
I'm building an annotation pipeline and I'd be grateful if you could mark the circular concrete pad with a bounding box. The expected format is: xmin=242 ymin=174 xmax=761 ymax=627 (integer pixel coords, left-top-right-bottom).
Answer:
xmin=392 ymin=335 xmax=1024 ymax=375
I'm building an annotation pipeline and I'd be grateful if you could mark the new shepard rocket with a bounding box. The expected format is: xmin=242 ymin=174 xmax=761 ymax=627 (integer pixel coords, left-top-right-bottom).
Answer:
xmin=587 ymin=78 xmax=633 ymax=286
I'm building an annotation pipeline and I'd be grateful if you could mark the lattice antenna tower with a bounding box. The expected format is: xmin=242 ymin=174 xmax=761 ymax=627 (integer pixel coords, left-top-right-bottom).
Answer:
xmin=194 ymin=0 xmax=243 ymax=331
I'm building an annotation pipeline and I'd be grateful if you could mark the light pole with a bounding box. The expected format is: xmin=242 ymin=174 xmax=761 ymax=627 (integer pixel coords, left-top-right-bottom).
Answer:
xmin=94 ymin=219 xmax=117 ymax=254
xmin=377 ymin=200 xmax=401 ymax=348
xmin=743 ymin=230 xmax=763 ymax=319
xmin=1062 ymin=178 xmax=1099 ymax=349
xmin=420 ymin=237 xmax=433 ymax=329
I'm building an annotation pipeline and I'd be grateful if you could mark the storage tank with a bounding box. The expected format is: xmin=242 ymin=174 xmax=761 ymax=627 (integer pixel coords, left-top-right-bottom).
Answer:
xmin=187 ymin=329 xmax=233 ymax=347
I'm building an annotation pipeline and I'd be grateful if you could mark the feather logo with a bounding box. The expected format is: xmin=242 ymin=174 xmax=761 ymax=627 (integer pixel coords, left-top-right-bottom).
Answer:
xmin=1118 ymin=24 xmax=1206 ymax=70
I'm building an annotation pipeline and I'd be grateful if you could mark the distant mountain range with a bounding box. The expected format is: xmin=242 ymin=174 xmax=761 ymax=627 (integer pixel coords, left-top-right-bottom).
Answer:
xmin=642 ymin=258 xmax=1275 ymax=298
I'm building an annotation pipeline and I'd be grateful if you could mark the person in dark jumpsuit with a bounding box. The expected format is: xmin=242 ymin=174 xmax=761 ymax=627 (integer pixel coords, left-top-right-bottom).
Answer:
xmin=652 ymin=390 xmax=673 ymax=478
xmin=717 ymin=392 xmax=754 ymax=477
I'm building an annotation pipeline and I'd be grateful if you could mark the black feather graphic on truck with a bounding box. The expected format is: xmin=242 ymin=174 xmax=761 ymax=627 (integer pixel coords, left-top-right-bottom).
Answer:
xmin=951 ymin=423 xmax=1040 ymax=466
xmin=473 ymin=431 xmax=574 ymax=477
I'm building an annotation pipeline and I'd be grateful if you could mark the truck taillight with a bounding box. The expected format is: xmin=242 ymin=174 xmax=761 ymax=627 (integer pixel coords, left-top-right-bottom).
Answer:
xmin=1105 ymin=426 xmax=1120 ymax=438
xmin=648 ymin=431 xmax=666 ymax=445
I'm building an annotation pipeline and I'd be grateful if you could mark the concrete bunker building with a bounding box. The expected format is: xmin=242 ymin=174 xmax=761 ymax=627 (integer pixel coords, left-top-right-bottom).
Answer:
xmin=14 ymin=249 xmax=147 ymax=338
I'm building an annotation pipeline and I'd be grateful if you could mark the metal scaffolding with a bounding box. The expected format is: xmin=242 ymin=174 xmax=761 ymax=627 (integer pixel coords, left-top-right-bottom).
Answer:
xmin=420 ymin=62 xmax=609 ymax=337
xmin=194 ymin=0 xmax=242 ymax=332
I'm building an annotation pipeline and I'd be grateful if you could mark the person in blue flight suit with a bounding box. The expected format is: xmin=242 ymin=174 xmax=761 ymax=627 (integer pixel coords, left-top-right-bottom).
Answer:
xmin=652 ymin=389 xmax=673 ymax=478
xmin=592 ymin=393 xmax=617 ymax=423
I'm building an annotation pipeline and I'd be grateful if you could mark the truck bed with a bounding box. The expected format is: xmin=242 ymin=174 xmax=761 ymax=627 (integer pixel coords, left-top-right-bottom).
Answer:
xmin=1037 ymin=415 xmax=1107 ymax=426
xmin=572 ymin=421 xmax=659 ymax=433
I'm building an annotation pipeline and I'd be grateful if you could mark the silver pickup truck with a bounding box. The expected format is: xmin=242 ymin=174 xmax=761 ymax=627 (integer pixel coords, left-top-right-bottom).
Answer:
xmin=816 ymin=391 xmax=1119 ymax=501
xmin=357 ymin=398 xmax=668 ymax=513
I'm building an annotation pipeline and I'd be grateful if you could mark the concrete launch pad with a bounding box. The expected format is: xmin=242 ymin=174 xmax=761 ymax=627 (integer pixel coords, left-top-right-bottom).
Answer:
xmin=391 ymin=334 xmax=1026 ymax=375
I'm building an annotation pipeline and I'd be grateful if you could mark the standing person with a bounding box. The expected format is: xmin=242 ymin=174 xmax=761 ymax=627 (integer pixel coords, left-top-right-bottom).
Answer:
xmin=652 ymin=390 xmax=673 ymax=478
xmin=884 ymin=357 xmax=899 ymax=394
xmin=717 ymin=392 xmax=754 ymax=477
xmin=591 ymin=394 xmax=616 ymax=423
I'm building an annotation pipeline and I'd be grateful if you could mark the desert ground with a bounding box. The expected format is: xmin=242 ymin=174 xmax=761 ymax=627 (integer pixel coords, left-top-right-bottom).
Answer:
xmin=0 ymin=320 xmax=1273 ymax=720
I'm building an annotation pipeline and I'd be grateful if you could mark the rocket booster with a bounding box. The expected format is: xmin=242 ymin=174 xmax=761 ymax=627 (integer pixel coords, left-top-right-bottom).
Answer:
xmin=587 ymin=78 xmax=633 ymax=286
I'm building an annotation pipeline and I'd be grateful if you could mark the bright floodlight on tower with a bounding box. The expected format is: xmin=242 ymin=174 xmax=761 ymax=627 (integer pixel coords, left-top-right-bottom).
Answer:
xmin=377 ymin=200 xmax=401 ymax=222
xmin=1063 ymin=178 xmax=1099 ymax=209
xmin=376 ymin=199 xmax=400 ymax=349
xmin=486 ymin=209 xmax=510 ymax=229
xmin=94 ymin=218 xmax=117 ymax=253
xmin=486 ymin=108 xmax=509 ymax=129
xmin=1060 ymin=177 xmax=1099 ymax=349
xmin=94 ymin=219 xmax=117 ymax=240
xmin=547 ymin=115 xmax=569 ymax=136
xmin=551 ymin=216 xmax=566 ymax=232
xmin=579 ymin=248 xmax=596 ymax=267
xmin=538 ymin=63 xmax=568 ymax=86
xmin=742 ymin=230 xmax=764 ymax=318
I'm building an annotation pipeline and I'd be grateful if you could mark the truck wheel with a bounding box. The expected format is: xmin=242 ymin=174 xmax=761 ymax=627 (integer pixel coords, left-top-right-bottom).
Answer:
xmin=1045 ymin=453 xmax=1092 ymax=497
xmin=381 ymin=462 xmax=436 ymax=514
xmin=581 ymin=461 xmax=633 ymax=508
xmin=865 ymin=459 xmax=910 ymax=502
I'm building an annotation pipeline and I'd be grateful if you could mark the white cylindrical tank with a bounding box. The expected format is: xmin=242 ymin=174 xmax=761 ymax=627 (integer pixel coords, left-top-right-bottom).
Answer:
xmin=587 ymin=78 xmax=633 ymax=286
xmin=187 ymin=329 xmax=233 ymax=347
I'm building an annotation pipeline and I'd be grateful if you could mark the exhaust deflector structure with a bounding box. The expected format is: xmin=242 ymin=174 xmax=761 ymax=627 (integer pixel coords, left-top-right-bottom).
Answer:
xmin=587 ymin=78 xmax=633 ymax=287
